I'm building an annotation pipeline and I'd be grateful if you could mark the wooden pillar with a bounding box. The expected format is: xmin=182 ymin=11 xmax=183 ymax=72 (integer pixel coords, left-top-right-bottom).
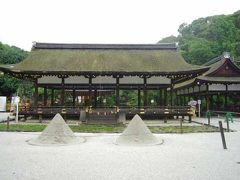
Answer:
xmin=143 ymin=77 xmax=147 ymax=107
xmin=43 ymin=87 xmax=47 ymax=106
xmin=72 ymin=88 xmax=76 ymax=107
xmin=170 ymin=82 xmax=173 ymax=106
xmin=187 ymin=88 xmax=190 ymax=102
xmin=88 ymin=76 xmax=92 ymax=106
xmin=206 ymin=84 xmax=209 ymax=111
xmin=176 ymin=94 xmax=179 ymax=106
xmin=225 ymin=84 xmax=228 ymax=110
xmin=116 ymin=76 xmax=120 ymax=106
xmin=138 ymin=88 xmax=141 ymax=107
xmin=164 ymin=88 xmax=167 ymax=106
xmin=51 ymin=89 xmax=54 ymax=106
xmin=34 ymin=80 xmax=38 ymax=106
xmin=216 ymin=93 xmax=220 ymax=110
xmin=206 ymin=96 xmax=210 ymax=111
xmin=61 ymin=78 xmax=65 ymax=106
xmin=94 ymin=89 xmax=97 ymax=107
xmin=158 ymin=89 xmax=163 ymax=106
xmin=180 ymin=95 xmax=183 ymax=106
xmin=183 ymin=94 xmax=186 ymax=106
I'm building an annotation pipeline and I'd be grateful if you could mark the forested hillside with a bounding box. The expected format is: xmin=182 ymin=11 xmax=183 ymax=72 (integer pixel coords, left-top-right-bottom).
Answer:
xmin=0 ymin=42 xmax=28 ymax=96
xmin=159 ymin=10 xmax=240 ymax=65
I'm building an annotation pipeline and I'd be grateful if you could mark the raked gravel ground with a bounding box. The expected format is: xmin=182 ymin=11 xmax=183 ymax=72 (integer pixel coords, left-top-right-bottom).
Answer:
xmin=0 ymin=119 xmax=240 ymax=180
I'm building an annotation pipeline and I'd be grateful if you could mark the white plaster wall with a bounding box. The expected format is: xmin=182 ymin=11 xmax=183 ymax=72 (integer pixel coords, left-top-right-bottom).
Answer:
xmin=65 ymin=76 xmax=88 ymax=84
xmin=209 ymin=84 xmax=226 ymax=91
xmin=228 ymin=84 xmax=240 ymax=91
xmin=38 ymin=76 xmax=61 ymax=84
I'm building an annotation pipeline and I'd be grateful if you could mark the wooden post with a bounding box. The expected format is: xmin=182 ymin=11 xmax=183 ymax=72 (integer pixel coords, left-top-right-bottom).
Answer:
xmin=170 ymin=83 xmax=173 ymax=106
xmin=180 ymin=118 xmax=183 ymax=134
xmin=143 ymin=77 xmax=147 ymax=107
xmin=176 ymin=94 xmax=179 ymax=106
xmin=209 ymin=95 xmax=213 ymax=111
xmin=94 ymin=89 xmax=97 ymax=107
xmin=206 ymin=96 xmax=210 ymax=112
xmin=216 ymin=93 xmax=220 ymax=110
xmin=51 ymin=89 xmax=54 ymax=106
xmin=219 ymin=121 xmax=227 ymax=149
xmin=183 ymin=93 xmax=186 ymax=106
xmin=34 ymin=80 xmax=38 ymax=106
xmin=73 ymin=88 xmax=76 ymax=107
xmin=116 ymin=76 xmax=120 ymax=107
xmin=164 ymin=88 xmax=167 ymax=106
xmin=206 ymin=84 xmax=209 ymax=111
xmin=158 ymin=88 xmax=162 ymax=106
xmin=225 ymin=84 xmax=228 ymax=110
xmin=44 ymin=87 xmax=47 ymax=106
xmin=187 ymin=88 xmax=190 ymax=102
xmin=88 ymin=76 xmax=92 ymax=106
xmin=138 ymin=88 xmax=141 ymax=107
xmin=61 ymin=77 xmax=65 ymax=106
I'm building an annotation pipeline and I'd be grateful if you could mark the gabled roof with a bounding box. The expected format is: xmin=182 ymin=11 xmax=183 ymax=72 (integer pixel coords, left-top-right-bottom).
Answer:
xmin=174 ymin=55 xmax=240 ymax=89
xmin=205 ymin=57 xmax=240 ymax=77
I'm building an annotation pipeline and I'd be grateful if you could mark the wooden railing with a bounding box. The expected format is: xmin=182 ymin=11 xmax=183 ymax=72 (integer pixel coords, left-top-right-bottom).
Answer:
xmin=17 ymin=105 xmax=193 ymax=122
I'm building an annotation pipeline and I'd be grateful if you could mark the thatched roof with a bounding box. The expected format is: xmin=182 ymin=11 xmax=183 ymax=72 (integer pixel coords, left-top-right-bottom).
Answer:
xmin=0 ymin=43 xmax=207 ymax=76
xmin=174 ymin=56 xmax=240 ymax=89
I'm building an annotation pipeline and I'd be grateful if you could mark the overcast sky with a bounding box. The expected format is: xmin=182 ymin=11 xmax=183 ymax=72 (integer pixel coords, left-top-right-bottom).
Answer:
xmin=0 ymin=0 xmax=239 ymax=51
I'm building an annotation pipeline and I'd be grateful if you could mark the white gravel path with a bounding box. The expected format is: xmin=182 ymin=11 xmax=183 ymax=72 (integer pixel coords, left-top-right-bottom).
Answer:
xmin=1 ymin=122 xmax=240 ymax=180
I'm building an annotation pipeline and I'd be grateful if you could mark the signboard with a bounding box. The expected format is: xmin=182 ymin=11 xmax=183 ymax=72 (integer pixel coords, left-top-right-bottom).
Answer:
xmin=0 ymin=96 xmax=6 ymax=112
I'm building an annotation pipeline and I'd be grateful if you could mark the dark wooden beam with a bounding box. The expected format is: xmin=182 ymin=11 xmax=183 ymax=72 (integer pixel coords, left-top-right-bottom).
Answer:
xmin=43 ymin=87 xmax=47 ymax=106
xmin=158 ymin=89 xmax=163 ymax=106
xmin=88 ymin=76 xmax=92 ymax=106
xmin=61 ymin=77 xmax=65 ymax=106
xmin=170 ymin=83 xmax=173 ymax=106
xmin=143 ymin=76 xmax=147 ymax=107
xmin=225 ymin=84 xmax=228 ymax=110
xmin=138 ymin=88 xmax=141 ymax=107
xmin=164 ymin=88 xmax=167 ymax=106
xmin=206 ymin=84 xmax=209 ymax=111
xmin=116 ymin=76 xmax=120 ymax=106
xmin=73 ymin=88 xmax=76 ymax=107
xmin=51 ymin=89 xmax=54 ymax=106
xmin=94 ymin=89 xmax=97 ymax=107
xmin=34 ymin=80 xmax=38 ymax=106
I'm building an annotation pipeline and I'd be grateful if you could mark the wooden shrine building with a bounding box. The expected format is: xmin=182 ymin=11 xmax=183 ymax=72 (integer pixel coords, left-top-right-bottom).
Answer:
xmin=174 ymin=53 xmax=240 ymax=113
xmin=0 ymin=42 xmax=208 ymax=122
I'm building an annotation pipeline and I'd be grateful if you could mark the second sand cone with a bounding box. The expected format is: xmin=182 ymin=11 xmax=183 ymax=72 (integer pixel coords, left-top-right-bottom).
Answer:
xmin=28 ymin=113 xmax=85 ymax=146
xmin=116 ymin=114 xmax=163 ymax=146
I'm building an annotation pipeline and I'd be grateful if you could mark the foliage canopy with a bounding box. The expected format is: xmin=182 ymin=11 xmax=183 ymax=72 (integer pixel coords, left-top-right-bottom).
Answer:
xmin=159 ymin=10 xmax=240 ymax=65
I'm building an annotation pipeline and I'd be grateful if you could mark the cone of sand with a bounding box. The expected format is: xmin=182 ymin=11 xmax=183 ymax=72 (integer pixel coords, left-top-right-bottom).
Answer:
xmin=28 ymin=113 xmax=85 ymax=146
xmin=116 ymin=114 xmax=163 ymax=146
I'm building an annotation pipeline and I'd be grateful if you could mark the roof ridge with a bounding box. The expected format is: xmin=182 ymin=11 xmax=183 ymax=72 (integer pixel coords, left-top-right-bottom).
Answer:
xmin=203 ymin=55 xmax=223 ymax=66
xmin=32 ymin=42 xmax=177 ymax=50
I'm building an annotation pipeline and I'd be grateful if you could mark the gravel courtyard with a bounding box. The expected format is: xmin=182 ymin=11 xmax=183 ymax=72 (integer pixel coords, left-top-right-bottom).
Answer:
xmin=0 ymin=119 xmax=240 ymax=180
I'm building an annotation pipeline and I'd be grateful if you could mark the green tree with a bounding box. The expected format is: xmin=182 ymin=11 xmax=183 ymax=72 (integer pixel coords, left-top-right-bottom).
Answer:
xmin=167 ymin=10 xmax=240 ymax=64
xmin=0 ymin=42 xmax=28 ymax=96
xmin=158 ymin=35 xmax=178 ymax=43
